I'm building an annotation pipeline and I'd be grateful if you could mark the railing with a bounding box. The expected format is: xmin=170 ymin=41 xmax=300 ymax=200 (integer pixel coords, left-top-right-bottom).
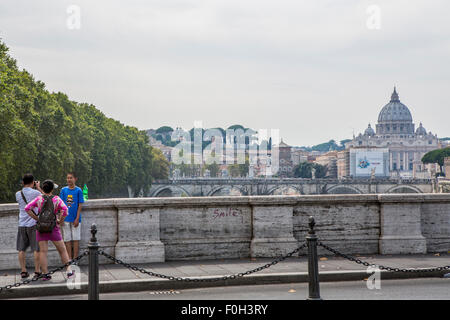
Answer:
xmin=1 ymin=219 xmax=449 ymax=300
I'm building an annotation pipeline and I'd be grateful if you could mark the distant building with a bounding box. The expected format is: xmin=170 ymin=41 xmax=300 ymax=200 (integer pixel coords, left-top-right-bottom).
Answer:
xmin=345 ymin=88 xmax=442 ymax=179
xmin=314 ymin=151 xmax=338 ymax=178
xmin=337 ymin=150 xmax=350 ymax=179
xmin=291 ymin=148 xmax=309 ymax=166
xmin=445 ymin=157 xmax=450 ymax=179
xmin=148 ymin=135 xmax=173 ymax=162
xmin=274 ymin=139 xmax=294 ymax=177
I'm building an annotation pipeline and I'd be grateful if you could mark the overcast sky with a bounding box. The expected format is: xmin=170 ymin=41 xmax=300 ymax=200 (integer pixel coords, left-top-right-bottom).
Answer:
xmin=1 ymin=0 xmax=449 ymax=146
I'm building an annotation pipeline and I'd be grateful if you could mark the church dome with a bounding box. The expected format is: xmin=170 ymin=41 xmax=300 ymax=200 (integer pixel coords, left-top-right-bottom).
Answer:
xmin=364 ymin=124 xmax=375 ymax=136
xmin=376 ymin=87 xmax=415 ymax=135
xmin=377 ymin=88 xmax=413 ymax=123
xmin=415 ymin=122 xmax=427 ymax=135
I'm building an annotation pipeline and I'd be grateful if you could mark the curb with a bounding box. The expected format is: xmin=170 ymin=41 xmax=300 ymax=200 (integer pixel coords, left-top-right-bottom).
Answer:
xmin=1 ymin=269 xmax=449 ymax=299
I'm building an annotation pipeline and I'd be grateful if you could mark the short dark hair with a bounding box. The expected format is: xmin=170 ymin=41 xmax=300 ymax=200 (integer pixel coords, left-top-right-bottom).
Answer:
xmin=22 ymin=174 xmax=34 ymax=185
xmin=67 ymin=172 xmax=77 ymax=179
xmin=42 ymin=180 xmax=54 ymax=193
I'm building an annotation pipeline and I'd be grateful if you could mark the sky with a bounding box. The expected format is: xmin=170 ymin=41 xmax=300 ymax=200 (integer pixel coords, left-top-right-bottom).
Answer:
xmin=1 ymin=0 xmax=449 ymax=146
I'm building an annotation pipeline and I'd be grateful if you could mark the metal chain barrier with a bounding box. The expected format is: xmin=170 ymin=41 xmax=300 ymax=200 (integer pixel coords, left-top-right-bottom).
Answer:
xmin=0 ymin=250 xmax=89 ymax=293
xmin=98 ymin=242 xmax=308 ymax=283
xmin=318 ymin=241 xmax=450 ymax=273
xmin=3 ymin=218 xmax=449 ymax=300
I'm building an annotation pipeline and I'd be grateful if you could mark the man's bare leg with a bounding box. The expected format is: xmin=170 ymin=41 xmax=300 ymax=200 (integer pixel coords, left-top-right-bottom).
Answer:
xmin=18 ymin=251 xmax=26 ymax=273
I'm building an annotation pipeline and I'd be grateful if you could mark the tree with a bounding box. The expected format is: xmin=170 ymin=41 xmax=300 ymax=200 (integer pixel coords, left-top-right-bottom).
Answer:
xmin=340 ymin=139 xmax=352 ymax=149
xmin=150 ymin=149 xmax=169 ymax=180
xmin=293 ymin=162 xmax=314 ymax=178
xmin=206 ymin=162 xmax=220 ymax=177
xmin=0 ymin=39 xmax=168 ymax=202
xmin=239 ymin=158 xmax=250 ymax=177
xmin=228 ymin=164 xmax=241 ymax=177
xmin=155 ymin=126 xmax=174 ymax=134
xmin=293 ymin=162 xmax=328 ymax=178
xmin=314 ymin=163 xmax=328 ymax=178
xmin=422 ymin=147 xmax=450 ymax=173
xmin=227 ymin=124 xmax=245 ymax=131
xmin=311 ymin=140 xmax=339 ymax=152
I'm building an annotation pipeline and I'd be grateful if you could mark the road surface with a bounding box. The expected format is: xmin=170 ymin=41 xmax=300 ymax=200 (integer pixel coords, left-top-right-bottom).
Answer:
xmin=17 ymin=277 xmax=450 ymax=300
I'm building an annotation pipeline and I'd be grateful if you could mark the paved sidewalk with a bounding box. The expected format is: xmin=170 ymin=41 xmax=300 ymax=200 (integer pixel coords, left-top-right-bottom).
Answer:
xmin=1 ymin=253 xmax=449 ymax=299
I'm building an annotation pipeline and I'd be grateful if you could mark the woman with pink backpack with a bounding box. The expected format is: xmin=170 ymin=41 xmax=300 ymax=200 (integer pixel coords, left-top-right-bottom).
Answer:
xmin=25 ymin=180 xmax=75 ymax=281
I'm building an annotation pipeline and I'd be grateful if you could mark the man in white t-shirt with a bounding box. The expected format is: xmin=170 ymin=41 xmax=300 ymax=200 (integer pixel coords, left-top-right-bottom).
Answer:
xmin=15 ymin=174 xmax=42 ymax=279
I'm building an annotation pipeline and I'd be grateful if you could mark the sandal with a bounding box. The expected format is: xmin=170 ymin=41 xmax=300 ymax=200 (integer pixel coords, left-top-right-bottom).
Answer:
xmin=42 ymin=274 xmax=52 ymax=281
xmin=33 ymin=272 xmax=42 ymax=280
xmin=20 ymin=271 xmax=29 ymax=279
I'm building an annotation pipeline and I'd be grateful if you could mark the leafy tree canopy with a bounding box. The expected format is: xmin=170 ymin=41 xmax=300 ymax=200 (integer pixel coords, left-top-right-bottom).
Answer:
xmin=155 ymin=126 xmax=174 ymax=134
xmin=422 ymin=147 xmax=450 ymax=168
xmin=227 ymin=124 xmax=245 ymax=131
xmin=300 ymin=139 xmax=347 ymax=152
xmin=0 ymin=40 xmax=168 ymax=202
xmin=293 ymin=162 xmax=328 ymax=178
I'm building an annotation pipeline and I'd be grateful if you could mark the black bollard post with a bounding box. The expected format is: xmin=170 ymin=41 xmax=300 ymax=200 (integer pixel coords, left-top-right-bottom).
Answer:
xmin=88 ymin=223 xmax=99 ymax=300
xmin=306 ymin=216 xmax=322 ymax=300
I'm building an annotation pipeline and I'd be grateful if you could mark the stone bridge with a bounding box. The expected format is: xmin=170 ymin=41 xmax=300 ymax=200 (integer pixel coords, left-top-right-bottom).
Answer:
xmin=1 ymin=194 xmax=449 ymax=269
xmin=148 ymin=178 xmax=434 ymax=197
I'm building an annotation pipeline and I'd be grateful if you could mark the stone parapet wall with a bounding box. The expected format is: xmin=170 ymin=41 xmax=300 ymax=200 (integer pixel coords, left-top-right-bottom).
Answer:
xmin=0 ymin=194 xmax=449 ymax=270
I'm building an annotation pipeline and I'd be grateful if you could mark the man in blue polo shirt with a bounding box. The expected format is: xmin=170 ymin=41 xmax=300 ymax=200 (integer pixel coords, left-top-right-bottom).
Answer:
xmin=60 ymin=172 xmax=84 ymax=260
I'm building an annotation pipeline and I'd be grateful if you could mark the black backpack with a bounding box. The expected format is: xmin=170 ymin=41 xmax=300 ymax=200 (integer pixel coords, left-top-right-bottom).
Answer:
xmin=37 ymin=195 xmax=56 ymax=233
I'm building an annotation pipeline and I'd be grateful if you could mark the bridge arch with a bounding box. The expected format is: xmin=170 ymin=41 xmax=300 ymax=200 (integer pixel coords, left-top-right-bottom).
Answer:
xmin=151 ymin=185 xmax=192 ymax=197
xmin=386 ymin=185 xmax=422 ymax=194
xmin=266 ymin=185 xmax=302 ymax=196
xmin=326 ymin=185 xmax=363 ymax=195
xmin=207 ymin=186 xmax=246 ymax=196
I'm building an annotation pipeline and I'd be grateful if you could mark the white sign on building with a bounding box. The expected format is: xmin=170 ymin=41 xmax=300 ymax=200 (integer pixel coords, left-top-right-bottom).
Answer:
xmin=350 ymin=148 xmax=389 ymax=177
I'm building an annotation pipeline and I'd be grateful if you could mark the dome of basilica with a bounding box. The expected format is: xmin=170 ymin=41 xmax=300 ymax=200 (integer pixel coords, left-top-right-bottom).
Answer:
xmin=415 ymin=123 xmax=427 ymax=135
xmin=377 ymin=88 xmax=413 ymax=123
xmin=375 ymin=88 xmax=415 ymax=135
xmin=364 ymin=124 xmax=375 ymax=136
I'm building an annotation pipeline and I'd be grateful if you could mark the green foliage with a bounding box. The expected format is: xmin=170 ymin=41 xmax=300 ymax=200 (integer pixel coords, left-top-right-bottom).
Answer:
xmin=155 ymin=126 xmax=174 ymax=134
xmin=149 ymin=125 xmax=259 ymax=152
xmin=151 ymin=148 xmax=170 ymax=180
xmin=227 ymin=124 xmax=245 ymax=131
xmin=228 ymin=159 xmax=250 ymax=178
xmin=228 ymin=164 xmax=241 ymax=177
xmin=421 ymin=147 xmax=450 ymax=171
xmin=293 ymin=163 xmax=313 ymax=178
xmin=311 ymin=140 xmax=339 ymax=152
xmin=173 ymin=162 xmax=202 ymax=178
xmin=0 ymin=40 xmax=168 ymax=202
xmin=205 ymin=162 xmax=220 ymax=177
xmin=314 ymin=163 xmax=328 ymax=178
xmin=300 ymin=139 xmax=348 ymax=152
xmin=293 ymin=162 xmax=328 ymax=178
